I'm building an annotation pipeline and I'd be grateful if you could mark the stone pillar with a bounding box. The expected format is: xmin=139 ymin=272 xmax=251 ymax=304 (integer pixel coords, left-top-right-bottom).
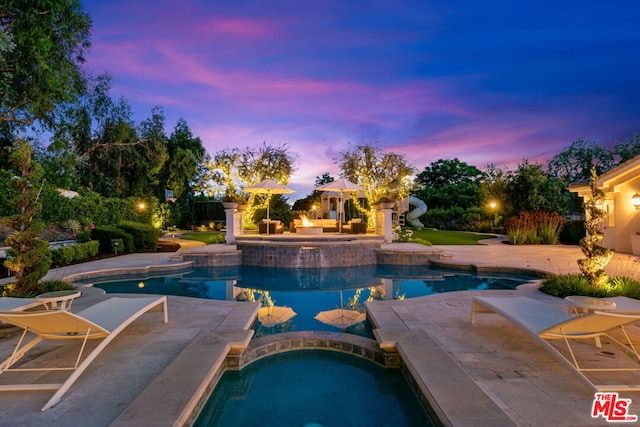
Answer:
xmin=225 ymin=208 xmax=243 ymax=243
xmin=375 ymin=207 xmax=393 ymax=243
xmin=381 ymin=278 xmax=393 ymax=300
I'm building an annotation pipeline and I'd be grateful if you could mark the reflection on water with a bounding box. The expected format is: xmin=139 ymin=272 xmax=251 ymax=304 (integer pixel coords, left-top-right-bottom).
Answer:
xmin=92 ymin=264 xmax=539 ymax=335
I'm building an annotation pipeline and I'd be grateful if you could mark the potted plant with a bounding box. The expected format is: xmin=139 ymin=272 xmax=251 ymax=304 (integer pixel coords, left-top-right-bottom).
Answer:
xmin=371 ymin=196 xmax=395 ymax=210
xmin=221 ymin=190 xmax=246 ymax=209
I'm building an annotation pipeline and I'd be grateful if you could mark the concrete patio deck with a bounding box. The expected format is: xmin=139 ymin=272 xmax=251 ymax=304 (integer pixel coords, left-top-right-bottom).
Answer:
xmin=0 ymin=236 xmax=639 ymax=426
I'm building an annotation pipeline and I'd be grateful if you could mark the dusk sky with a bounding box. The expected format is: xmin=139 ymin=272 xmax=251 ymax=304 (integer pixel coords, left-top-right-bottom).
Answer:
xmin=81 ymin=0 xmax=640 ymax=196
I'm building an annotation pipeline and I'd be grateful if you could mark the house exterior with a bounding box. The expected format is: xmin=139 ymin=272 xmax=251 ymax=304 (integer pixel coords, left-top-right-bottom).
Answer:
xmin=569 ymin=156 xmax=640 ymax=255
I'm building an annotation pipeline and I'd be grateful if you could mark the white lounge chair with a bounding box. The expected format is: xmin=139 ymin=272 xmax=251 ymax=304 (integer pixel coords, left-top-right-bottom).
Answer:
xmin=0 ymin=297 xmax=40 ymax=312
xmin=471 ymin=295 xmax=640 ymax=392
xmin=0 ymin=296 xmax=168 ymax=411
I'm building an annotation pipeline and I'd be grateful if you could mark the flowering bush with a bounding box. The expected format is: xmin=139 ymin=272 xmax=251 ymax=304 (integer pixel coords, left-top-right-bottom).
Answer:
xmin=506 ymin=211 xmax=564 ymax=245
xmin=392 ymin=226 xmax=413 ymax=242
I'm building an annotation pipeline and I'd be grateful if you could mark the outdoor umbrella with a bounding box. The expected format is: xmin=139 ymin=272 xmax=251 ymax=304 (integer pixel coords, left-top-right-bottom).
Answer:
xmin=315 ymin=178 xmax=365 ymax=232
xmin=243 ymin=179 xmax=295 ymax=221
xmin=314 ymin=290 xmax=366 ymax=329
xmin=258 ymin=305 xmax=297 ymax=327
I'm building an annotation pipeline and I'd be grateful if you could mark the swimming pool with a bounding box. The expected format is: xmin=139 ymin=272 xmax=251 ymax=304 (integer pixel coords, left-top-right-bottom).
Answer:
xmin=90 ymin=264 xmax=538 ymax=334
xmin=193 ymin=350 xmax=440 ymax=427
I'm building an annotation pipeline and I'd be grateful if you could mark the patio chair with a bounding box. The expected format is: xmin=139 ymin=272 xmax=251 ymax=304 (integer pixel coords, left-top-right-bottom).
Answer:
xmin=0 ymin=297 xmax=40 ymax=312
xmin=0 ymin=295 xmax=168 ymax=411
xmin=471 ymin=295 xmax=640 ymax=392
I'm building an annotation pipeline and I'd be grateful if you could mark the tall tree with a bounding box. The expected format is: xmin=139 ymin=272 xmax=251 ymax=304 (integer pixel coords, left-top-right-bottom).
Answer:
xmin=547 ymin=139 xmax=615 ymax=183
xmin=291 ymin=173 xmax=335 ymax=212
xmin=508 ymin=160 xmax=566 ymax=213
xmin=47 ymin=75 xmax=168 ymax=197
xmin=0 ymin=0 xmax=91 ymax=127
xmin=613 ymin=133 xmax=640 ymax=164
xmin=161 ymin=118 xmax=205 ymax=198
xmin=2 ymin=140 xmax=51 ymax=295
xmin=237 ymin=142 xmax=299 ymax=185
xmin=414 ymin=158 xmax=485 ymax=209
xmin=336 ymin=142 xmax=414 ymax=204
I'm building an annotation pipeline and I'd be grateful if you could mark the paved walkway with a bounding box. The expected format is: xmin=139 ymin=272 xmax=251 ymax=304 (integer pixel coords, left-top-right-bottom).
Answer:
xmin=0 ymin=237 xmax=640 ymax=425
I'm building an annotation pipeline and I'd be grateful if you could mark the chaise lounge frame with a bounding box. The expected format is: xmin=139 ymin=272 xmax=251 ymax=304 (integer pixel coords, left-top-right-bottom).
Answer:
xmin=0 ymin=296 xmax=168 ymax=411
xmin=471 ymin=295 xmax=640 ymax=392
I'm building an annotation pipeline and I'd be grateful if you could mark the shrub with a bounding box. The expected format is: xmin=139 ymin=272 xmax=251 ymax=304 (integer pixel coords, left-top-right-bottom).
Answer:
xmin=506 ymin=211 xmax=564 ymax=245
xmin=38 ymin=280 xmax=77 ymax=293
xmin=92 ymin=226 xmax=134 ymax=253
xmin=208 ymin=233 xmax=226 ymax=244
xmin=117 ymin=221 xmax=160 ymax=251
xmin=110 ymin=239 xmax=124 ymax=254
xmin=540 ymin=273 xmax=640 ymax=299
xmin=73 ymin=243 xmax=88 ymax=261
xmin=51 ymin=245 xmax=76 ymax=266
xmin=85 ymin=240 xmax=99 ymax=257
xmin=559 ymin=220 xmax=585 ymax=245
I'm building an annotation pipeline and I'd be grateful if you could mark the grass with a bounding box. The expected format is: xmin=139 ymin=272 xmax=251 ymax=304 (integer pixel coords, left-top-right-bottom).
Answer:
xmin=179 ymin=229 xmax=495 ymax=246
xmin=410 ymin=229 xmax=496 ymax=245
xmin=178 ymin=231 xmax=225 ymax=244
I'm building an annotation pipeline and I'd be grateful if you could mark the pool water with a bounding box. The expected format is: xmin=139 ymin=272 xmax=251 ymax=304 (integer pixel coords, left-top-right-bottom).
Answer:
xmin=193 ymin=350 xmax=440 ymax=427
xmin=91 ymin=264 xmax=538 ymax=334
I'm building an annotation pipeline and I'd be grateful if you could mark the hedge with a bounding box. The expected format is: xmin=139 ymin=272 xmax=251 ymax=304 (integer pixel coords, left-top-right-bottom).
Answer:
xmin=117 ymin=221 xmax=160 ymax=251
xmin=92 ymin=226 xmax=135 ymax=253
xmin=50 ymin=240 xmax=100 ymax=267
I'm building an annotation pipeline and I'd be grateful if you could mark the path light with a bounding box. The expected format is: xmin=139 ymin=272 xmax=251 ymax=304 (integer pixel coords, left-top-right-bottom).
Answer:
xmin=632 ymin=193 xmax=640 ymax=210
xmin=137 ymin=202 xmax=146 ymax=211
xmin=489 ymin=201 xmax=497 ymax=229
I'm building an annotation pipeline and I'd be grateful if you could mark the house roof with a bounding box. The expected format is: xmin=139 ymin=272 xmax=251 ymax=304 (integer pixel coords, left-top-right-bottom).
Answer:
xmin=569 ymin=155 xmax=640 ymax=197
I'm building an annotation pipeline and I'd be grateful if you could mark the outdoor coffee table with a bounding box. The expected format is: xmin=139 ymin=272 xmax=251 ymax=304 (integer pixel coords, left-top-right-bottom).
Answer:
xmin=36 ymin=290 xmax=81 ymax=311
xmin=564 ymin=295 xmax=617 ymax=315
xmin=564 ymin=295 xmax=617 ymax=347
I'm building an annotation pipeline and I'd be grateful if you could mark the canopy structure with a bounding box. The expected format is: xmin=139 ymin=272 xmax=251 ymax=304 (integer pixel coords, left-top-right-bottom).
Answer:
xmin=315 ymin=178 xmax=365 ymax=232
xmin=243 ymin=179 xmax=295 ymax=221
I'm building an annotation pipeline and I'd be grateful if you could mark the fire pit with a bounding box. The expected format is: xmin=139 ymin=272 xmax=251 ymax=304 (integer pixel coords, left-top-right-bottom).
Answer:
xmin=297 ymin=226 xmax=323 ymax=235
xmin=296 ymin=216 xmax=324 ymax=235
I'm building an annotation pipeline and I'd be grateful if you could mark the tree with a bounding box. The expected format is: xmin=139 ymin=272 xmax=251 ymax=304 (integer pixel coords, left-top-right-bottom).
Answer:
xmin=237 ymin=142 xmax=299 ymax=185
xmin=547 ymin=139 xmax=615 ymax=183
xmin=336 ymin=142 xmax=414 ymax=205
xmin=292 ymin=173 xmax=335 ymax=212
xmin=0 ymin=0 xmax=91 ymax=126
xmin=2 ymin=140 xmax=51 ymax=295
xmin=613 ymin=133 xmax=640 ymax=164
xmin=48 ymin=75 xmax=168 ymax=197
xmin=480 ymin=163 xmax=513 ymax=217
xmin=158 ymin=118 xmax=205 ymax=228
xmin=206 ymin=143 xmax=299 ymax=226
xmin=208 ymin=147 xmax=242 ymax=198
xmin=161 ymin=118 xmax=205 ymax=199
xmin=507 ymin=160 xmax=565 ymax=213
xmin=414 ymin=158 xmax=485 ymax=209
xmin=577 ymin=167 xmax=613 ymax=288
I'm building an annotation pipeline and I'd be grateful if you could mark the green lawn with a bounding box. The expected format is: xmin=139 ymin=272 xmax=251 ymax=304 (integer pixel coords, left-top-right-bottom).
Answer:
xmin=178 ymin=229 xmax=496 ymax=245
xmin=410 ymin=229 xmax=496 ymax=245
xmin=178 ymin=231 xmax=225 ymax=244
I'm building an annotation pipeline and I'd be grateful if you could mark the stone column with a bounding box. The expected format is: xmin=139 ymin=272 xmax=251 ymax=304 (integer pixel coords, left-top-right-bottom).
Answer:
xmin=225 ymin=208 xmax=243 ymax=243
xmin=375 ymin=207 xmax=393 ymax=243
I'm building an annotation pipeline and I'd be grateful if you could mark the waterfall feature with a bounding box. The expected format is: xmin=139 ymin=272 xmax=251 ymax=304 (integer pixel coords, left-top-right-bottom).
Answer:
xmin=298 ymin=246 xmax=321 ymax=268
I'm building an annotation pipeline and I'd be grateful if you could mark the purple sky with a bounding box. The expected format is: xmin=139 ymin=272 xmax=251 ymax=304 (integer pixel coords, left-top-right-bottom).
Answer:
xmin=81 ymin=0 xmax=640 ymax=197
